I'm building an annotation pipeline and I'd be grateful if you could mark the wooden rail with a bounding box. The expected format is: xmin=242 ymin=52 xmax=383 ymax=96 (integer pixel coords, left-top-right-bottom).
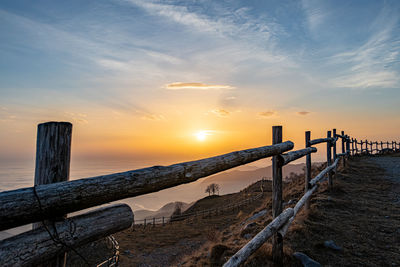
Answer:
xmin=0 ymin=122 xmax=398 ymax=266
xmin=0 ymin=141 xmax=293 ymax=231
xmin=223 ymin=128 xmax=398 ymax=267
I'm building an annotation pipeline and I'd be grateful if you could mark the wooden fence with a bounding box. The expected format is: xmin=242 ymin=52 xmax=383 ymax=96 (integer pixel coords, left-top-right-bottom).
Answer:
xmin=133 ymin=192 xmax=263 ymax=227
xmin=223 ymin=128 xmax=399 ymax=267
xmin=0 ymin=122 xmax=398 ymax=266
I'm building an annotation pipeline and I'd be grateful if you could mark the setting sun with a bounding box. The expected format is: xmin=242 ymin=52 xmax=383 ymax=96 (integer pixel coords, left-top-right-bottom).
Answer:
xmin=195 ymin=130 xmax=211 ymax=141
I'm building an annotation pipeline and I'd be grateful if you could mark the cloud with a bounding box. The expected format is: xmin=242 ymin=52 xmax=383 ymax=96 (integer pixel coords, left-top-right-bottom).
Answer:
xmin=297 ymin=111 xmax=310 ymax=115
xmin=210 ymin=108 xmax=230 ymax=117
xmin=258 ymin=111 xmax=276 ymax=118
xmin=326 ymin=4 xmax=400 ymax=89
xmin=165 ymin=82 xmax=234 ymax=90
xmin=64 ymin=112 xmax=88 ymax=124
xmin=141 ymin=114 xmax=165 ymax=121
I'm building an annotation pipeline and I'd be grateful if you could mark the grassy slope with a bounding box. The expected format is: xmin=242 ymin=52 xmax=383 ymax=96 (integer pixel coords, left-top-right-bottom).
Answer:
xmin=112 ymin=155 xmax=399 ymax=266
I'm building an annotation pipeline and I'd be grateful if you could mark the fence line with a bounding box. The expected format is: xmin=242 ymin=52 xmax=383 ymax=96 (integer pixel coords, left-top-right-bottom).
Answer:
xmin=133 ymin=191 xmax=264 ymax=227
xmin=0 ymin=122 xmax=398 ymax=266
xmin=223 ymin=129 xmax=398 ymax=267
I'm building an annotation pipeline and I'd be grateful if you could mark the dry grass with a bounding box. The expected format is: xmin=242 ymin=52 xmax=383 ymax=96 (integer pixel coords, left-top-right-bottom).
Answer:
xmin=110 ymin=155 xmax=399 ymax=266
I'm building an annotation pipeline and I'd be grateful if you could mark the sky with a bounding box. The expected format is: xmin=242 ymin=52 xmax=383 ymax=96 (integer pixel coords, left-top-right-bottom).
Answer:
xmin=1 ymin=0 xmax=400 ymax=166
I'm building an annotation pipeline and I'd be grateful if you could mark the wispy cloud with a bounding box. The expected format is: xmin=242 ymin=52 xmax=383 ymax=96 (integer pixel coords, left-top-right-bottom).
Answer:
xmin=258 ymin=111 xmax=276 ymax=118
xmin=141 ymin=113 xmax=165 ymax=121
xmin=210 ymin=108 xmax=230 ymax=117
xmin=297 ymin=111 xmax=310 ymax=116
xmin=64 ymin=112 xmax=88 ymax=124
xmin=327 ymin=4 xmax=400 ymax=89
xmin=165 ymin=82 xmax=234 ymax=90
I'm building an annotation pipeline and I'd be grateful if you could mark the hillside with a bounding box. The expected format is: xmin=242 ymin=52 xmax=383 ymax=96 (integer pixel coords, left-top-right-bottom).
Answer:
xmin=134 ymin=201 xmax=192 ymax=221
xmin=70 ymin=155 xmax=399 ymax=266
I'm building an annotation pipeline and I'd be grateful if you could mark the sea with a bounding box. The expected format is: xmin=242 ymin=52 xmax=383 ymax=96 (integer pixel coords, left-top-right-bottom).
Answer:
xmin=0 ymin=157 xmax=264 ymax=239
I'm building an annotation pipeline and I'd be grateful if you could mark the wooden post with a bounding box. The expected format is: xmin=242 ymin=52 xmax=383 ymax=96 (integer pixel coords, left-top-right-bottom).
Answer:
xmin=366 ymin=140 xmax=369 ymax=154
xmin=153 ymin=217 xmax=155 ymax=227
xmin=33 ymin=122 xmax=72 ymax=267
xmin=341 ymin=131 xmax=345 ymax=167
xmin=272 ymin=126 xmax=283 ymax=266
xmin=144 ymin=218 xmax=146 ymax=228
xmin=327 ymin=131 xmax=332 ymax=189
xmin=332 ymin=129 xmax=337 ymax=161
xmin=162 ymin=216 xmax=165 ymax=226
xmin=370 ymin=142 xmax=373 ymax=154
xmin=305 ymin=131 xmax=311 ymax=211
xmin=351 ymin=138 xmax=354 ymax=155
xmin=346 ymin=136 xmax=350 ymax=157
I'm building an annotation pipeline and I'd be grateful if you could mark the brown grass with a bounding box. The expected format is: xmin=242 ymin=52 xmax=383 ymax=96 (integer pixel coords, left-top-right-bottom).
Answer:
xmin=111 ymin=156 xmax=399 ymax=266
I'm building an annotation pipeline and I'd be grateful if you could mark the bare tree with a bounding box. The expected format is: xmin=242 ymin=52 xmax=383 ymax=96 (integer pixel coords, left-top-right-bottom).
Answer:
xmin=205 ymin=183 xmax=220 ymax=196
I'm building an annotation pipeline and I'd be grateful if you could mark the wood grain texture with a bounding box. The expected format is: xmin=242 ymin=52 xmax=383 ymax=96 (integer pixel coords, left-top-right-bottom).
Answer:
xmin=33 ymin=122 xmax=72 ymax=266
xmin=327 ymin=131 xmax=332 ymax=189
xmin=279 ymin=184 xmax=318 ymax=237
xmin=0 ymin=204 xmax=133 ymax=267
xmin=305 ymin=131 xmax=311 ymax=210
xmin=0 ymin=141 xmax=294 ymax=231
xmin=278 ymin=147 xmax=317 ymax=166
xmin=309 ymin=158 xmax=339 ymax=187
xmin=272 ymin=126 xmax=283 ymax=266
xmin=223 ymin=208 xmax=294 ymax=267
xmin=309 ymin=137 xmax=334 ymax=146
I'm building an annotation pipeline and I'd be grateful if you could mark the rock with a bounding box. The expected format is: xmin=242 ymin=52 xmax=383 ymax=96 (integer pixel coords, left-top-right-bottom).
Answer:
xmin=242 ymin=222 xmax=257 ymax=231
xmin=243 ymin=233 xmax=252 ymax=239
xmin=324 ymin=240 xmax=343 ymax=251
xmin=293 ymin=252 xmax=322 ymax=267
xmin=241 ymin=222 xmax=257 ymax=237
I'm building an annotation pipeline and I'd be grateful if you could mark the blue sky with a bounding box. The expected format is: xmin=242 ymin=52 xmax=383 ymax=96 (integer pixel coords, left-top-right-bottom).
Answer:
xmin=1 ymin=0 xmax=400 ymax=161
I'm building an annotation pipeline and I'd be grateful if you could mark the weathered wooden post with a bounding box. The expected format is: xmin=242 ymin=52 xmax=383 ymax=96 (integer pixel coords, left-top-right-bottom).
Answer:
xmin=272 ymin=126 xmax=283 ymax=266
xmin=351 ymin=138 xmax=355 ymax=155
xmin=387 ymin=141 xmax=389 ymax=150
xmin=370 ymin=142 xmax=373 ymax=154
xmin=346 ymin=136 xmax=350 ymax=157
xmin=341 ymin=131 xmax=345 ymax=167
xmin=162 ymin=216 xmax=165 ymax=226
xmin=305 ymin=131 xmax=312 ymax=211
xmin=366 ymin=140 xmax=369 ymax=154
xmin=327 ymin=131 xmax=332 ymax=189
xmin=153 ymin=217 xmax=155 ymax=227
xmin=34 ymin=121 xmax=72 ymax=267
xmin=354 ymin=139 xmax=358 ymax=155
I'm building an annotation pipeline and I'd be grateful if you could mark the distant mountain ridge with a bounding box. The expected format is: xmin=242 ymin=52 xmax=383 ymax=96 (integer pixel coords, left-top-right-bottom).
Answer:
xmin=134 ymin=201 xmax=192 ymax=221
xmin=200 ymin=163 xmax=305 ymax=188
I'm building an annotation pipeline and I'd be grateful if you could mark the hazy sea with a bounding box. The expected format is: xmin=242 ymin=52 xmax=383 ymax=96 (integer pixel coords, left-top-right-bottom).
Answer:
xmin=0 ymin=157 xmax=263 ymax=239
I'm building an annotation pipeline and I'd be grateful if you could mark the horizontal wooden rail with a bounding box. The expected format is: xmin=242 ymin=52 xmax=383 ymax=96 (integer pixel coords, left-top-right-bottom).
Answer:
xmin=309 ymin=158 xmax=339 ymax=187
xmin=0 ymin=204 xmax=133 ymax=267
xmin=279 ymin=184 xmax=318 ymax=236
xmin=0 ymin=141 xmax=293 ymax=231
xmin=309 ymin=137 xmax=333 ymax=146
xmin=278 ymin=147 xmax=317 ymax=166
xmin=223 ymin=208 xmax=294 ymax=267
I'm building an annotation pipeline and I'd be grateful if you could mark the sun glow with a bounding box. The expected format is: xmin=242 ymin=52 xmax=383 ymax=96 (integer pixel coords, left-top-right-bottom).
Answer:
xmin=195 ymin=130 xmax=211 ymax=141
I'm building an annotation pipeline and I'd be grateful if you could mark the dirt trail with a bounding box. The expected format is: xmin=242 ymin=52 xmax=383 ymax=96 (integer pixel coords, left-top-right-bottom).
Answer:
xmin=284 ymin=155 xmax=400 ymax=267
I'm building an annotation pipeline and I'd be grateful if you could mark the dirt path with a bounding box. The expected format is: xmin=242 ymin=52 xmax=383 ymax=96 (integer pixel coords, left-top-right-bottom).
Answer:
xmin=285 ymin=155 xmax=400 ymax=266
